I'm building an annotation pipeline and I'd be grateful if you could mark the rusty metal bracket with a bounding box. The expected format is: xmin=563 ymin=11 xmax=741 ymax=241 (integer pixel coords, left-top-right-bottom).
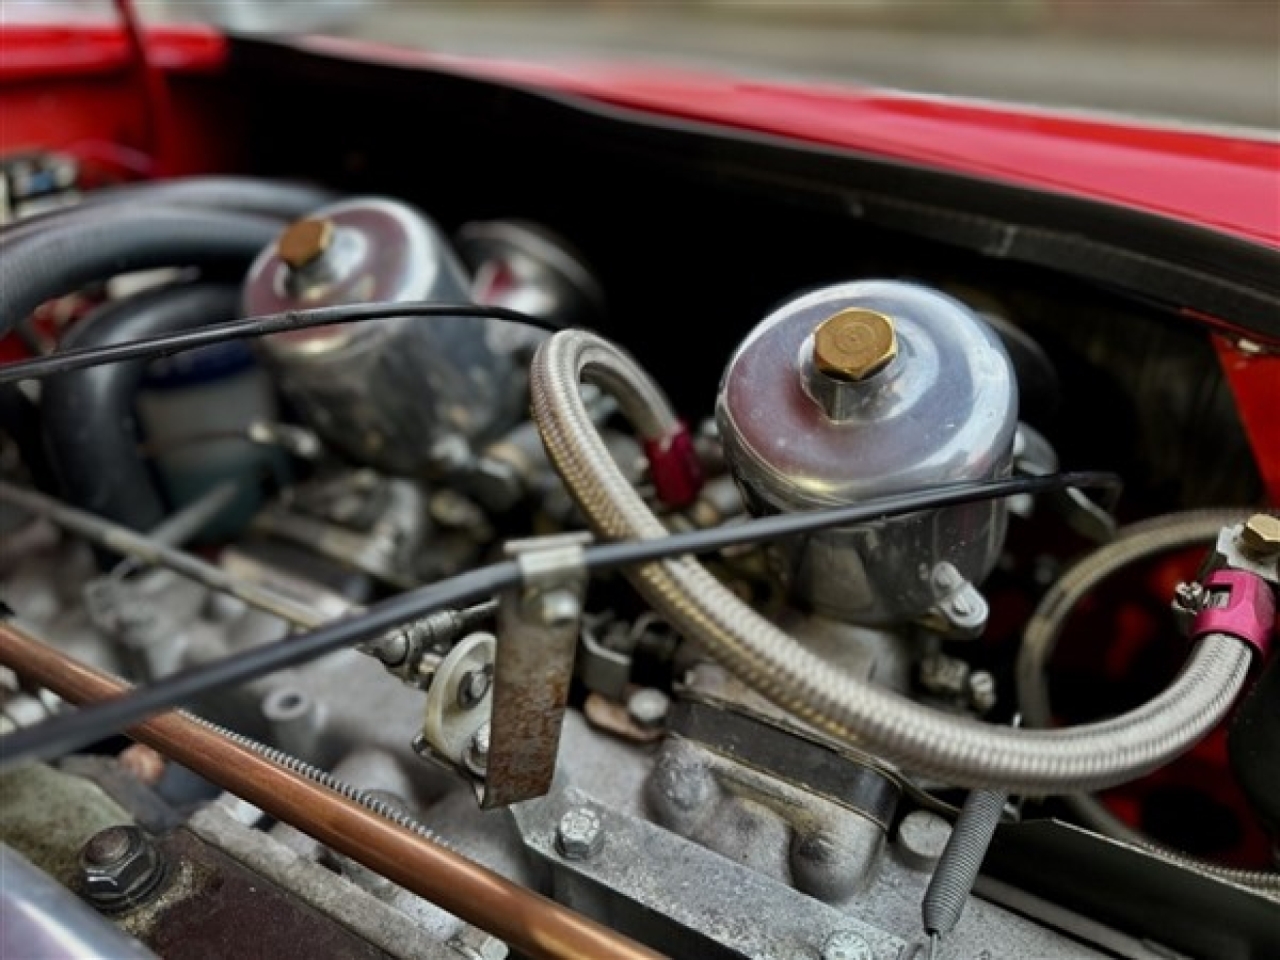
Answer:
xmin=477 ymin=533 xmax=590 ymax=809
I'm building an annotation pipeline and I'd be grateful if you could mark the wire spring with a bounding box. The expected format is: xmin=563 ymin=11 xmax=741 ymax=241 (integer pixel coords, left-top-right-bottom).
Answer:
xmin=182 ymin=712 xmax=454 ymax=850
xmin=921 ymin=787 xmax=1009 ymax=941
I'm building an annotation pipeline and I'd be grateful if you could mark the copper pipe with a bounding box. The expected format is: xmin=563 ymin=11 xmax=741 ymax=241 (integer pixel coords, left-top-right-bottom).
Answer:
xmin=0 ymin=621 xmax=664 ymax=960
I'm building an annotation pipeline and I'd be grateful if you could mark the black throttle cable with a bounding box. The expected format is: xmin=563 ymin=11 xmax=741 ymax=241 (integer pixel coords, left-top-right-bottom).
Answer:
xmin=0 ymin=471 xmax=1119 ymax=772
xmin=0 ymin=302 xmax=564 ymax=385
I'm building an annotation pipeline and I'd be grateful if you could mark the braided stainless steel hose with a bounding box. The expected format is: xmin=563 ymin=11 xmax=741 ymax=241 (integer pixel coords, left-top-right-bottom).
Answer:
xmin=529 ymin=329 xmax=1255 ymax=794
xmin=1017 ymin=509 xmax=1280 ymax=895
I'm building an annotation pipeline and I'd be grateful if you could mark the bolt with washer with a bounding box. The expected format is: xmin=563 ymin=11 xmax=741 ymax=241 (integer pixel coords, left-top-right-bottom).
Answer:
xmin=821 ymin=929 xmax=874 ymax=960
xmin=79 ymin=825 xmax=166 ymax=911
xmin=626 ymin=688 xmax=671 ymax=729
xmin=1240 ymin=513 xmax=1280 ymax=560
xmin=556 ymin=807 xmax=605 ymax=860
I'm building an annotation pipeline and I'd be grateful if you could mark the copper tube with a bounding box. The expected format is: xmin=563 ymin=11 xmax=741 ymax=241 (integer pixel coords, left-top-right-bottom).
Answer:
xmin=0 ymin=621 xmax=664 ymax=960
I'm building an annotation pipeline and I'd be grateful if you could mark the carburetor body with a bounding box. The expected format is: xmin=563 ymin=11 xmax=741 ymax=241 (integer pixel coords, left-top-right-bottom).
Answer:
xmin=243 ymin=197 xmax=519 ymax=476
xmin=716 ymin=280 xmax=1019 ymax=626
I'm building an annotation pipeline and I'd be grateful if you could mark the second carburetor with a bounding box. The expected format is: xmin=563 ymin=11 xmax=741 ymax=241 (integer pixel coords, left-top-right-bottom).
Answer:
xmin=717 ymin=280 xmax=1018 ymax=630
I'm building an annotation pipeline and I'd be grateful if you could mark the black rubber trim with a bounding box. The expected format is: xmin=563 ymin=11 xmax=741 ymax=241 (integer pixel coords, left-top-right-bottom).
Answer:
xmin=224 ymin=36 xmax=1280 ymax=342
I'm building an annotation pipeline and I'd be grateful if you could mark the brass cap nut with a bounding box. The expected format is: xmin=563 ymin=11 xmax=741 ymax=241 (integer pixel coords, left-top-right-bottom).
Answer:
xmin=277 ymin=217 xmax=334 ymax=270
xmin=813 ymin=308 xmax=898 ymax=381
xmin=1240 ymin=513 xmax=1280 ymax=559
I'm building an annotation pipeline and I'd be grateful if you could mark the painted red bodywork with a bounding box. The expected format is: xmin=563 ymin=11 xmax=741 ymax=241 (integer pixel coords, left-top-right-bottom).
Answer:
xmin=0 ymin=19 xmax=1276 ymax=861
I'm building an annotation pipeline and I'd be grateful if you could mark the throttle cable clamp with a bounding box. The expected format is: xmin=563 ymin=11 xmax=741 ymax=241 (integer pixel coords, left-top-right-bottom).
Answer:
xmin=1192 ymin=569 xmax=1276 ymax=663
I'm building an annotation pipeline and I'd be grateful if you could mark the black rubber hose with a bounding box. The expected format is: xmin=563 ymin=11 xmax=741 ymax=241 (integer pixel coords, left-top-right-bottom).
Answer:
xmin=42 ymin=283 xmax=242 ymax=532
xmin=1228 ymin=653 xmax=1280 ymax=838
xmin=0 ymin=177 xmax=335 ymax=246
xmin=0 ymin=206 xmax=279 ymax=340
xmin=0 ymin=385 xmax=54 ymax=491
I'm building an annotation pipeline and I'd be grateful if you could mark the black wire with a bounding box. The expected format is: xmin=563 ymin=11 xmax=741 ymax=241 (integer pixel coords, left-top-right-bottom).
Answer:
xmin=0 ymin=302 xmax=562 ymax=385
xmin=0 ymin=471 xmax=1118 ymax=772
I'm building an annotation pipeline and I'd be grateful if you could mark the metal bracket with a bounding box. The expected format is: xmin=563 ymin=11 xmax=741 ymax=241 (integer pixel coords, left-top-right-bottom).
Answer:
xmin=478 ymin=533 xmax=590 ymax=808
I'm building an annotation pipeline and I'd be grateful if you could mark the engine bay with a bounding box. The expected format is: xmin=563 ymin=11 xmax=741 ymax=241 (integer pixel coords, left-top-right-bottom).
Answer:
xmin=1 ymin=35 xmax=1278 ymax=960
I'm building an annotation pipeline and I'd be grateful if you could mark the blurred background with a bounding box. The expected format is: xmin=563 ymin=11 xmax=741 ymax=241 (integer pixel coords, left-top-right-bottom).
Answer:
xmin=3 ymin=0 xmax=1278 ymax=129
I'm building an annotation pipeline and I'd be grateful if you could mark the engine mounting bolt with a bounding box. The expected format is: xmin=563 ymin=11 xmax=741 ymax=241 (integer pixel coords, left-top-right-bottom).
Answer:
xmin=79 ymin=825 xmax=166 ymax=911
xmin=626 ymin=688 xmax=671 ymax=729
xmin=1239 ymin=513 xmax=1280 ymax=560
xmin=277 ymin=217 xmax=335 ymax=270
xmin=821 ymin=929 xmax=874 ymax=960
xmin=812 ymin=308 xmax=898 ymax=382
xmin=556 ymin=807 xmax=604 ymax=860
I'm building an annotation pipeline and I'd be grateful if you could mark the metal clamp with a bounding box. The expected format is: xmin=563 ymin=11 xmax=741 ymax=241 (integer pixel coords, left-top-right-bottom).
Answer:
xmin=643 ymin=420 xmax=704 ymax=508
xmin=1192 ymin=569 xmax=1275 ymax=661
xmin=468 ymin=533 xmax=590 ymax=808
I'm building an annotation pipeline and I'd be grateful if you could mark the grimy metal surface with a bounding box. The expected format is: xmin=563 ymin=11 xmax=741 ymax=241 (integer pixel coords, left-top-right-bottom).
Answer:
xmin=0 ymin=621 xmax=665 ymax=960
xmin=482 ymin=551 xmax=584 ymax=809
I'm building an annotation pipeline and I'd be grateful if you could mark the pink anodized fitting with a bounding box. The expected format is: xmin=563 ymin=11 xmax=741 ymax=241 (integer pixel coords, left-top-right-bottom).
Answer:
xmin=1192 ymin=569 xmax=1276 ymax=661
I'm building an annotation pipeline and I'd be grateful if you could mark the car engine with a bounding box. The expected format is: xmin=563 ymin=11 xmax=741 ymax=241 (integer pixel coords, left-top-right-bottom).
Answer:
xmin=0 ymin=168 xmax=1277 ymax=960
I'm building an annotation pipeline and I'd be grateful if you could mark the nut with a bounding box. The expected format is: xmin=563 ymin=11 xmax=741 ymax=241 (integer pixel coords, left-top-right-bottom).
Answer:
xmin=79 ymin=825 xmax=166 ymax=910
xmin=277 ymin=217 xmax=334 ymax=269
xmin=813 ymin=309 xmax=897 ymax=382
xmin=556 ymin=807 xmax=604 ymax=860
xmin=1240 ymin=513 xmax=1280 ymax=559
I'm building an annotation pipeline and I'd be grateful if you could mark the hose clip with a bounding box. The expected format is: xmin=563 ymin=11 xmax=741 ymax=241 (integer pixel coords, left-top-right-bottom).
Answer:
xmin=1191 ymin=569 xmax=1276 ymax=662
xmin=644 ymin=420 xmax=704 ymax=509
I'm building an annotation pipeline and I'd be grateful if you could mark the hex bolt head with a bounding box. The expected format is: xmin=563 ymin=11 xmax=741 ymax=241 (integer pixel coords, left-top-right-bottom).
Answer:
xmin=1240 ymin=513 xmax=1280 ymax=560
xmin=626 ymin=688 xmax=671 ymax=729
xmin=277 ymin=217 xmax=334 ymax=270
xmin=79 ymin=825 xmax=166 ymax=911
xmin=556 ymin=807 xmax=604 ymax=860
xmin=821 ymin=929 xmax=873 ymax=960
xmin=813 ymin=309 xmax=898 ymax=382
xmin=82 ymin=826 xmax=133 ymax=867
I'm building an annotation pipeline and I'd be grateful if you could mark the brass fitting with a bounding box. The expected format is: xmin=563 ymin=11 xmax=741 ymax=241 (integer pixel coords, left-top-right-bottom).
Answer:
xmin=1240 ymin=513 xmax=1280 ymax=559
xmin=813 ymin=308 xmax=898 ymax=382
xmin=277 ymin=217 xmax=334 ymax=270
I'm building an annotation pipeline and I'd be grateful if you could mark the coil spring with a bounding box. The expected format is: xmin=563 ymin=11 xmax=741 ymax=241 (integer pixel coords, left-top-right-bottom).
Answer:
xmin=183 ymin=712 xmax=453 ymax=849
xmin=921 ymin=787 xmax=1008 ymax=938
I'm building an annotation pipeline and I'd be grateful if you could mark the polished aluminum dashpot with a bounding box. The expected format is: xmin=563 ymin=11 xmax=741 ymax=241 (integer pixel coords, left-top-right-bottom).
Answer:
xmin=243 ymin=197 xmax=519 ymax=476
xmin=716 ymin=280 xmax=1019 ymax=626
